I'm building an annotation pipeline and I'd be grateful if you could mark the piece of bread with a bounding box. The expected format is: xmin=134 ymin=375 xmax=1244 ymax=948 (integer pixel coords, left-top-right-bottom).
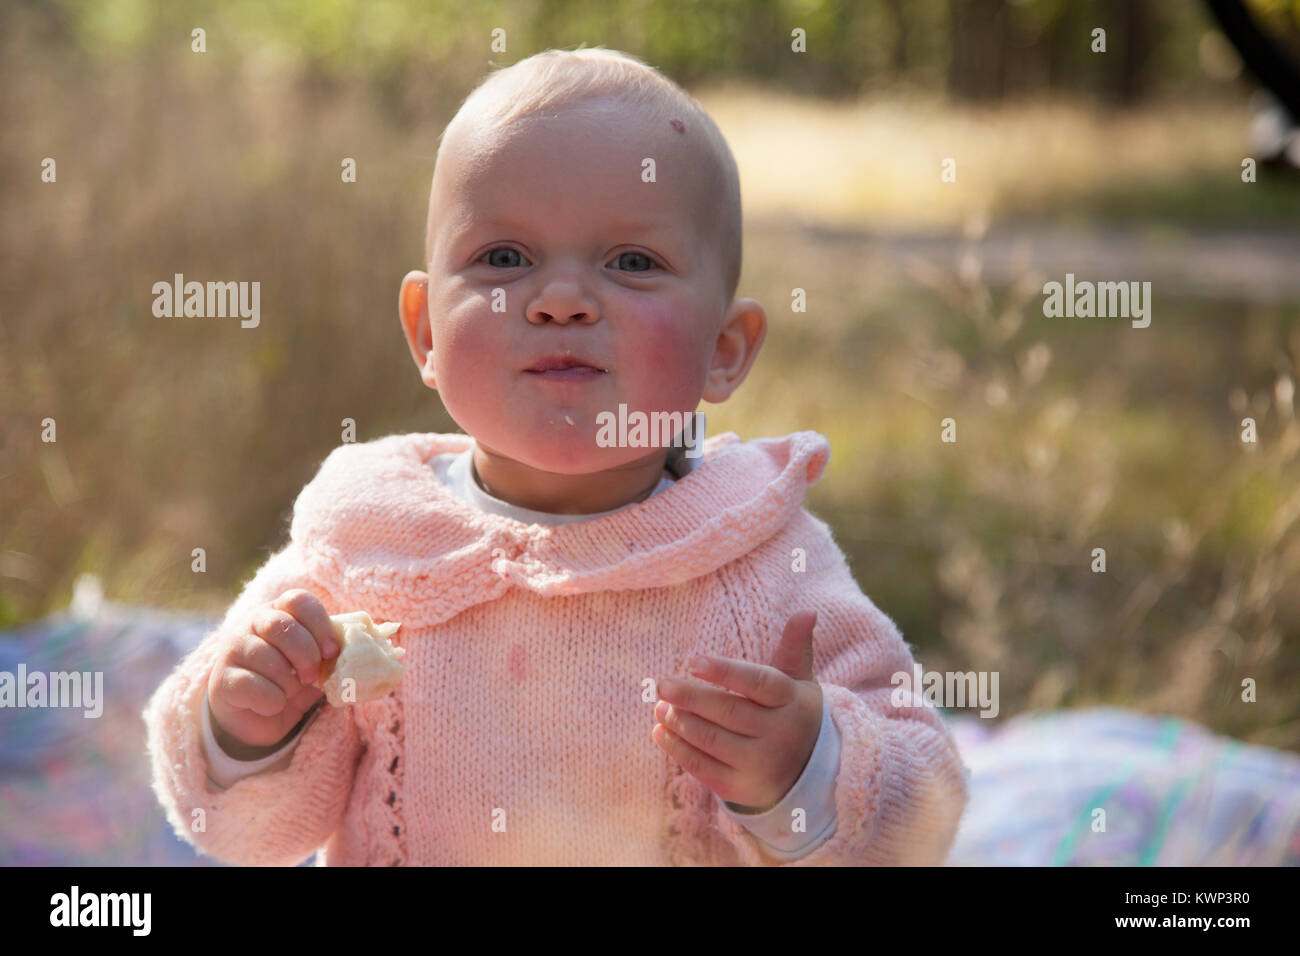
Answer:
xmin=317 ymin=611 xmax=405 ymax=706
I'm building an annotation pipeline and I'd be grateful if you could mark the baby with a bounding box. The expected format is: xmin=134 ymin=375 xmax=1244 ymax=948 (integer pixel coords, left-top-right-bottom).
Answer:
xmin=143 ymin=46 xmax=970 ymax=865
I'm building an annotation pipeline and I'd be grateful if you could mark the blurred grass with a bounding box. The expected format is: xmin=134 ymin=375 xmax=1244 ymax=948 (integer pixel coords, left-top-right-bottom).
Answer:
xmin=2 ymin=24 xmax=1299 ymax=750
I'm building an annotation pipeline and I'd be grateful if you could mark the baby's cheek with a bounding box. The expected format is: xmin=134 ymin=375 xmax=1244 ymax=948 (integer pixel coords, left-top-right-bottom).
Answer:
xmin=434 ymin=304 xmax=497 ymax=378
xmin=620 ymin=314 xmax=709 ymax=409
xmin=428 ymin=302 xmax=508 ymax=429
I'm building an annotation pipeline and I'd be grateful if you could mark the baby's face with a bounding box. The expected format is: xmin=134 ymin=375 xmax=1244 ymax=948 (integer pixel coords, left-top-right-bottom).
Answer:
xmin=413 ymin=98 xmax=734 ymax=475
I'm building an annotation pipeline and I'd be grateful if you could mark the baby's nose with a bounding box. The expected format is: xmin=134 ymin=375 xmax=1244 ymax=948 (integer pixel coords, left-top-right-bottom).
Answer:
xmin=528 ymin=308 xmax=597 ymax=325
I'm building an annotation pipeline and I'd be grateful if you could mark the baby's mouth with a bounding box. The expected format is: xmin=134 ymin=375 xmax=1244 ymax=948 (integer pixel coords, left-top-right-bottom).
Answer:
xmin=523 ymin=354 xmax=608 ymax=381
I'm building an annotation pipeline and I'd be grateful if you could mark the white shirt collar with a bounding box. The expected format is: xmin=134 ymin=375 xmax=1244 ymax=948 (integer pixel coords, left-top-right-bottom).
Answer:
xmin=427 ymin=418 xmax=706 ymax=525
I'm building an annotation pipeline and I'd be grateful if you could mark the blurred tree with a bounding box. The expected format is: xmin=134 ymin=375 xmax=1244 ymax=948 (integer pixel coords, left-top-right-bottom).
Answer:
xmin=15 ymin=0 xmax=1288 ymax=105
xmin=1104 ymin=0 xmax=1156 ymax=105
xmin=948 ymin=0 xmax=1009 ymax=100
xmin=884 ymin=0 xmax=910 ymax=77
xmin=946 ymin=0 xmax=1158 ymax=103
xmin=1207 ymin=0 xmax=1300 ymax=121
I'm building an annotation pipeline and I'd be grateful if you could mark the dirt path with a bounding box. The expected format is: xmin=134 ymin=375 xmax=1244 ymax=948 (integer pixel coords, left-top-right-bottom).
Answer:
xmin=754 ymin=218 xmax=1300 ymax=302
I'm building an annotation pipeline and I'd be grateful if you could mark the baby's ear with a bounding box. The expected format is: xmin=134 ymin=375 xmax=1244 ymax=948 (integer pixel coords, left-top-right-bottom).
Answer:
xmin=398 ymin=271 xmax=428 ymax=327
xmin=418 ymin=352 xmax=438 ymax=392
xmin=397 ymin=271 xmax=436 ymax=388
xmin=702 ymin=298 xmax=765 ymax=403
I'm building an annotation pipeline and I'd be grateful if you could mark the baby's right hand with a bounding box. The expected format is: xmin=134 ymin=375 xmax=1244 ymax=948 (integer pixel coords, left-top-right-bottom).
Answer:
xmin=206 ymin=589 xmax=341 ymax=755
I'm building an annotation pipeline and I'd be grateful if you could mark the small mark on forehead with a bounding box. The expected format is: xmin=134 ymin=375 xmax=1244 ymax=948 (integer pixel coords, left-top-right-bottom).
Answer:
xmin=669 ymin=118 xmax=685 ymax=134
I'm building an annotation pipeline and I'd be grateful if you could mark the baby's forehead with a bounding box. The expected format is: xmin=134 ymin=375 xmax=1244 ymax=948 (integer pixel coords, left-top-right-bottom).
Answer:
xmin=449 ymin=97 xmax=697 ymax=174
xmin=439 ymin=112 xmax=704 ymax=217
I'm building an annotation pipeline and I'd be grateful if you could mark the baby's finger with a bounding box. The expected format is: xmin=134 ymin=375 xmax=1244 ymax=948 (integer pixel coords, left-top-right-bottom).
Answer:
xmin=656 ymin=676 xmax=765 ymax=736
xmin=214 ymin=665 xmax=288 ymax=717
xmin=233 ymin=632 xmax=303 ymax=700
xmin=252 ymin=607 xmax=323 ymax=685
xmin=288 ymin=682 xmax=325 ymax=713
xmin=272 ymin=590 xmax=339 ymax=659
xmin=654 ymin=700 xmax=751 ymax=769
xmin=690 ymin=656 xmax=793 ymax=709
xmin=651 ymin=723 xmax=740 ymax=803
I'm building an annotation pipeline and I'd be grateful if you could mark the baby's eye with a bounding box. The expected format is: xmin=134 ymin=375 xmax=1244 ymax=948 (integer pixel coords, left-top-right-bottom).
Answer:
xmin=482 ymin=247 xmax=528 ymax=268
xmin=611 ymin=251 xmax=658 ymax=273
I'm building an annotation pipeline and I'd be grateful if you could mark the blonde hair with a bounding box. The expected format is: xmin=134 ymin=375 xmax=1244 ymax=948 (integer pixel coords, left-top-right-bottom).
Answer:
xmin=425 ymin=45 xmax=743 ymax=304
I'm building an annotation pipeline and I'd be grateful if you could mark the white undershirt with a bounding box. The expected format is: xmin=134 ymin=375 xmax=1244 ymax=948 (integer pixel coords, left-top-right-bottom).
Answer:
xmin=429 ymin=445 xmax=681 ymax=525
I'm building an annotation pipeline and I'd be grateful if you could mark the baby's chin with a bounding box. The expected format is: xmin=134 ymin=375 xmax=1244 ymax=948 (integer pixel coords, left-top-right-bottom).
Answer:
xmin=493 ymin=422 xmax=661 ymax=475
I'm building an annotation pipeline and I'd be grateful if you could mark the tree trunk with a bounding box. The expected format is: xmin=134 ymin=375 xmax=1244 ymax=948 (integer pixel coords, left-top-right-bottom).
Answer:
xmin=1204 ymin=0 xmax=1300 ymax=123
xmin=948 ymin=0 xmax=1008 ymax=101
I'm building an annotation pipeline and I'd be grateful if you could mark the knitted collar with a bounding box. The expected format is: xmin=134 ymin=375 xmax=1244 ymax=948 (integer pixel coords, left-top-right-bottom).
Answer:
xmin=292 ymin=429 xmax=830 ymax=628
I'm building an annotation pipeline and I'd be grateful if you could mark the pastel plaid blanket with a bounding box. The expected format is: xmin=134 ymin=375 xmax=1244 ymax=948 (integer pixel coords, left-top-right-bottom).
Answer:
xmin=2 ymin=586 xmax=1296 ymax=866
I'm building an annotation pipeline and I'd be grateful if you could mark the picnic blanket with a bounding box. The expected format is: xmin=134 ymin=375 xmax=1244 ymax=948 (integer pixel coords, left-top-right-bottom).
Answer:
xmin=2 ymin=577 xmax=1298 ymax=866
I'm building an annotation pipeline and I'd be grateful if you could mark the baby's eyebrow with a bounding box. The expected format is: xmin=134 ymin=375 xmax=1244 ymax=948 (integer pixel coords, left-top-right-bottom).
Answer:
xmin=603 ymin=217 xmax=677 ymax=236
xmin=465 ymin=213 xmax=674 ymax=235
xmin=455 ymin=215 xmax=686 ymax=251
xmin=448 ymin=213 xmax=518 ymax=236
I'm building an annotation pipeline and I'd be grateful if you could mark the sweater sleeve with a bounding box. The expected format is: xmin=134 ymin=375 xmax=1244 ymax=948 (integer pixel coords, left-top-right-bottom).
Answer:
xmin=141 ymin=539 xmax=363 ymax=866
xmin=710 ymin=509 xmax=971 ymax=866
xmin=718 ymin=694 xmax=840 ymax=860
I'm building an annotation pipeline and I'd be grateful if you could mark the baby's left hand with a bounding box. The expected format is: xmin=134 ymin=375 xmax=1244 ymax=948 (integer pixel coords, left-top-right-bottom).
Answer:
xmin=653 ymin=610 xmax=823 ymax=812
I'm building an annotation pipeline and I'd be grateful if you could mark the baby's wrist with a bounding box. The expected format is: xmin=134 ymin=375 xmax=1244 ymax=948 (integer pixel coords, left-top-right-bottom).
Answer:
xmin=206 ymin=692 xmax=294 ymax=760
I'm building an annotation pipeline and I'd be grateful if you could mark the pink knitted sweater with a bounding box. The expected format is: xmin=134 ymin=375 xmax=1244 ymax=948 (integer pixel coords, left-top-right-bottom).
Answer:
xmin=142 ymin=429 xmax=970 ymax=865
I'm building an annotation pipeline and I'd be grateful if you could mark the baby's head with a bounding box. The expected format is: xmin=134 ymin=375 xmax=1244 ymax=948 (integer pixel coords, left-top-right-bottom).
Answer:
xmin=399 ymin=46 xmax=765 ymax=487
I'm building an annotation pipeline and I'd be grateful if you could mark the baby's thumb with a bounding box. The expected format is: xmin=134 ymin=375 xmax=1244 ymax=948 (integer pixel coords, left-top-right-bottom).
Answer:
xmin=770 ymin=609 xmax=817 ymax=681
